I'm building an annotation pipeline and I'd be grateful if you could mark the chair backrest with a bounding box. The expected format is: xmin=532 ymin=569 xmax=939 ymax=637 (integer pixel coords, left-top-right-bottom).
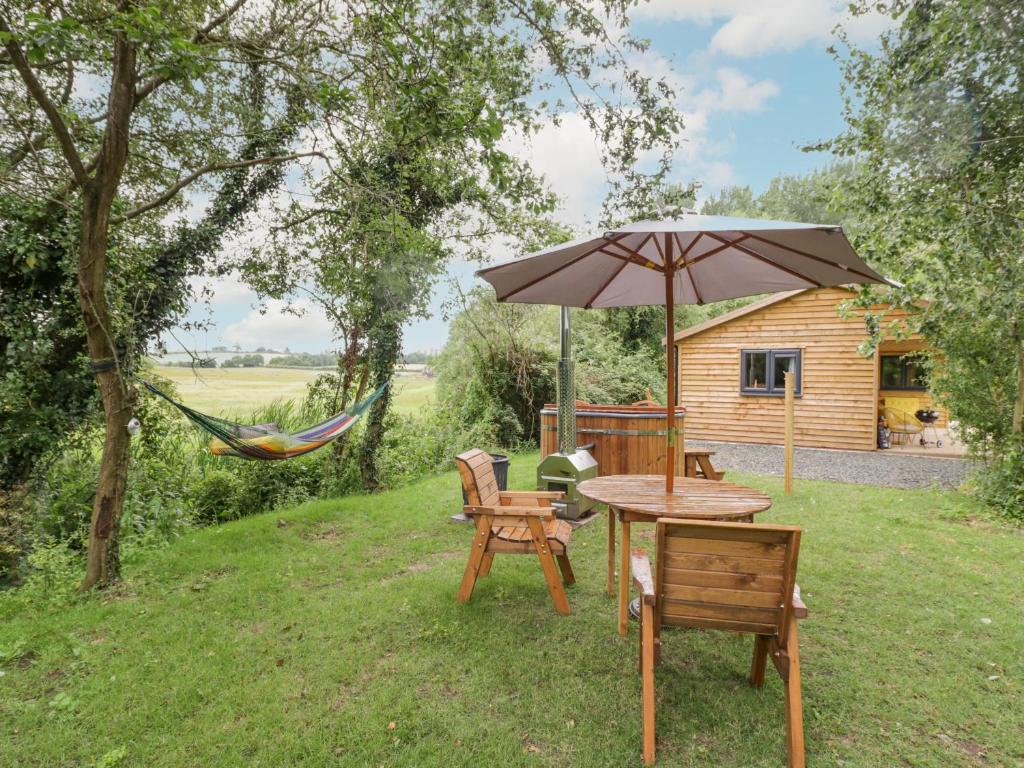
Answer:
xmin=456 ymin=449 xmax=500 ymax=507
xmin=883 ymin=406 xmax=921 ymax=432
xmin=654 ymin=519 xmax=801 ymax=639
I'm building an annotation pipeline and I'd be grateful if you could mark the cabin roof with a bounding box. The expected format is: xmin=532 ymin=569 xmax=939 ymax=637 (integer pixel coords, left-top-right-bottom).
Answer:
xmin=671 ymin=286 xmax=860 ymax=344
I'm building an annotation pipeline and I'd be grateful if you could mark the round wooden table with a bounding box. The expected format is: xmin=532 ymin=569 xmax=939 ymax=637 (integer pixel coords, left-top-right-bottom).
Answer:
xmin=577 ymin=474 xmax=772 ymax=636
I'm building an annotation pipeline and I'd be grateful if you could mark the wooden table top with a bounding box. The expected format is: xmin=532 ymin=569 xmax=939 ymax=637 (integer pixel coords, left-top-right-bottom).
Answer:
xmin=577 ymin=474 xmax=771 ymax=520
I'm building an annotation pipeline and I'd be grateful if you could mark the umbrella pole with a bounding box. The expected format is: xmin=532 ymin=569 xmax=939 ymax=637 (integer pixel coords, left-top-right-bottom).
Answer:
xmin=665 ymin=240 xmax=675 ymax=494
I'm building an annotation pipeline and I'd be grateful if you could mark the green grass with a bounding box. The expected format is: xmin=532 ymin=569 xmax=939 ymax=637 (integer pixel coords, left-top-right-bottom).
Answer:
xmin=1 ymin=457 xmax=1021 ymax=767
xmin=154 ymin=366 xmax=435 ymax=416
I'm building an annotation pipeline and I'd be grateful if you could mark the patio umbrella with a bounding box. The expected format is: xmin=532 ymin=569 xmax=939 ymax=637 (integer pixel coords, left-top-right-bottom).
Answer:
xmin=476 ymin=214 xmax=892 ymax=493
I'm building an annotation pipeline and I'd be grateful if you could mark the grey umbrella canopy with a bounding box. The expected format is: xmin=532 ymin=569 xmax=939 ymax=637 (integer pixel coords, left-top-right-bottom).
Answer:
xmin=477 ymin=214 xmax=891 ymax=492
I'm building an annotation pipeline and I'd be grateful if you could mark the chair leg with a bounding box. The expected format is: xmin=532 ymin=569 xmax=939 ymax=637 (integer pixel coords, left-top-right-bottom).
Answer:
xmin=527 ymin=517 xmax=570 ymax=615
xmin=478 ymin=553 xmax=494 ymax=578
xmin=556 ymin=553 xmax=575 ymax=585
xmin=456 ymin=515 xmax=491 ymax=604
xmin=782 ymin=618 xmax=806 ymax=768
xmin=640 ymin=601 xmax=656 ymax=765
xmin=750 ymin=634 xmax=769 ymax=688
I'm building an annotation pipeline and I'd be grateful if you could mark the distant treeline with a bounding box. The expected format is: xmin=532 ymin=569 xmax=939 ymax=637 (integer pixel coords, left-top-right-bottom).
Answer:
xmin=221 ymin=354 xmax=265 ymax=368
xmin=268 ymin=352 xmax=334 ymax=368
xmin=161 ymin=350 xmax=436 ymax=370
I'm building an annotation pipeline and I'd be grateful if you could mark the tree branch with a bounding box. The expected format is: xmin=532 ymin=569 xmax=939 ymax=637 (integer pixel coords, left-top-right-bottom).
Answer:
xmin=0 ymin=13 xmax=88 ymax=185
xmin=133 ymin=0 xmax=252 ymax=107
xmin=115 ymin=151 xmax=323 ymax=223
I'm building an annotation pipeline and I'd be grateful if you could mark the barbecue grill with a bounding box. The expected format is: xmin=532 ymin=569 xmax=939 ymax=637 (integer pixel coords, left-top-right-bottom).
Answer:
xmin=535 ymin=307 xmax=597 ymax=520
xmin=915 ymin=409 xmax=943 ymax=448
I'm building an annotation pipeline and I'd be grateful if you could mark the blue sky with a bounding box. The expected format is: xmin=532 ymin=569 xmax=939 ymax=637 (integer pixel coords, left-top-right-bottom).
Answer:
xmin=168 ymin=1 xmax=890 ymax=357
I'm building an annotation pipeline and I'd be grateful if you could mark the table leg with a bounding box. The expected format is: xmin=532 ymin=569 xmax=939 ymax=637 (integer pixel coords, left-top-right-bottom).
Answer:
xmin=606 ymin=506 xmax=616 ymax=597
xmin=684 ymin=454 xmax=696 ymax=478
xmin=618 ymin=515 xmax=631 ymax=636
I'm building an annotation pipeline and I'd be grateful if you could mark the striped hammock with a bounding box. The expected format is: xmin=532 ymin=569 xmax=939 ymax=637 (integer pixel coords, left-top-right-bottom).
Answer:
xmin=140 ymin=379 xmax=388 ymax=460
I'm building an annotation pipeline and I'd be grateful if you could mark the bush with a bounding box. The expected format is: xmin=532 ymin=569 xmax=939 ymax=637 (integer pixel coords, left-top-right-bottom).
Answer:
xmin=192 ymin=469 xmax=241 ymax=525
xmin=0 ymin=487 xmax=30 ymax=583
xmin=974 ymin=443 xmax=1024 ymax=523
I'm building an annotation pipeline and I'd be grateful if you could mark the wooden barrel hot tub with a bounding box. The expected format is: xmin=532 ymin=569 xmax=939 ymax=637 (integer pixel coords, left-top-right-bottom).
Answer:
xmin=540 ymin=403 xmax=686 ymax=477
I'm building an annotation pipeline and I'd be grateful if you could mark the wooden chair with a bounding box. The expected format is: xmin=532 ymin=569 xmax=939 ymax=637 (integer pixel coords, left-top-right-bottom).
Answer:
xmin=630 ymin=519 xmax=809 ymax=767
xmin=683 ymin=450 xmax=725 ymax=481
xmin=455 ymin=449 xmax=576 ymax=615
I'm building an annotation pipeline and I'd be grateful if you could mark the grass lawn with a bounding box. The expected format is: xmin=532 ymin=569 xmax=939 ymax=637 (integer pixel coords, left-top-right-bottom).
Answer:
xmin=154 ymin=366 xmax=435 ymax=417
xmin=1 ymin=456 xmax=1021 ymax=767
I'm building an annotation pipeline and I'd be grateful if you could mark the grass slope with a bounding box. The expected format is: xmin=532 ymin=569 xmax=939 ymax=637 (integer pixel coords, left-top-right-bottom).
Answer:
xmin=1 ymin=457 xmax=1021 ymax=767
xmin=155 ymin=366 xmax=435 ymax=416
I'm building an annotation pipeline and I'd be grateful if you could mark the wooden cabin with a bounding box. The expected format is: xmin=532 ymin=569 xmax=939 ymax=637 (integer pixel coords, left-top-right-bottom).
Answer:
xmin=673 ymin=287 xmax=945 ymax=452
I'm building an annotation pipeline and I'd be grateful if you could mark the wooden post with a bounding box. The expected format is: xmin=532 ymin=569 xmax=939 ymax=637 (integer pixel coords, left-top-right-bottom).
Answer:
xmin=784 ymin=371 xmax=795 ymax=495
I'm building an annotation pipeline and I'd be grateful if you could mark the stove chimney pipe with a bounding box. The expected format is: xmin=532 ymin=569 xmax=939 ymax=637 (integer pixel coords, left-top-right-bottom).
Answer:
xmin=557 ymin=306 xmax=577 ymax=454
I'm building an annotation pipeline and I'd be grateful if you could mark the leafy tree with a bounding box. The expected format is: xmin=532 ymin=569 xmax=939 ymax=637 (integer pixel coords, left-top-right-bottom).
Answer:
xmin=826 ymin=0 xmax=1024 ymax=516
xmin=1 ymin=1 xmax=378 ymax=587
xmin=236 ymin=0 xmax=683 ymax=489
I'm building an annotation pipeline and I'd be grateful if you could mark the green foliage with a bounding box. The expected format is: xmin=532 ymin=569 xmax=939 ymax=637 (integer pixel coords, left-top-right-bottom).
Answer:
xmin=434 ymin=287 xmax=667 ymax=448
xmin=191 ymin=469 xmax=241 ymax=526
xmin=267 ymin=352 xmax=334 ymax=368
xmin=828 ymin=0 xmax=1024 ymax=519
xmin=219 ymin=354 xmax=264 ymax=369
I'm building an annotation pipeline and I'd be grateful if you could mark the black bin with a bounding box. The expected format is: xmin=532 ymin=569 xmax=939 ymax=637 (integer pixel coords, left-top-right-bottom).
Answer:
xmin=462 ymin=453 xmax=509 ymax=504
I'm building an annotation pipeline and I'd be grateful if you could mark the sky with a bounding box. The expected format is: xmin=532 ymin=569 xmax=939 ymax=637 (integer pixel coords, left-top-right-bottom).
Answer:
xmin=167 ymin=0 xmax=892 ymax=357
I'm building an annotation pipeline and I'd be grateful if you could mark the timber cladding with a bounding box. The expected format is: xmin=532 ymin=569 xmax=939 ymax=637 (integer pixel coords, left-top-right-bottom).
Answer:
xmin=674 ymin=287 xmax=932 ymax=452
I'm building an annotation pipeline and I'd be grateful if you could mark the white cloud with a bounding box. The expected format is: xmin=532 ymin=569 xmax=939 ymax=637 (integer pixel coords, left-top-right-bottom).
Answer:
xmin=191 ymin=272 xmax=257 ymax=304
xmin=698 ymin=68 xmax=780 ymax=112
xmin=223 ymin=297 xmax=335 ymax=350
xmin=633 ymin=0 xmax=894 ymax=57
xmin=501 ymin=113 xmax=608 ymax=228
xmin=505 ymin=53 xmax=780 ymax=223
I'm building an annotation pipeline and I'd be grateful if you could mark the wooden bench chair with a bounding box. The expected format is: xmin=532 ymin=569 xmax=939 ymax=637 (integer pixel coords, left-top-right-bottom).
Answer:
xmin=630 ymin=519 xmax=808 ymax=767
xmin=683 ymin=450 xmax=725 ymax=481
xmin=455 ymin=449 xmax=576 ymax=615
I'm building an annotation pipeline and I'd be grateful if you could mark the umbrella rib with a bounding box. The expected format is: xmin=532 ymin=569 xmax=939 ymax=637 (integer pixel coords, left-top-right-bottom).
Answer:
xmin=683 ymin=234 xmax=751 ymax=268
xmin=496 ymin=233 xmax=631 ymax=301
xmin=651 ymin=232 xmax=666 ymax=265
xmin=672 ymin=231 xmax=703 ymax=269
xmin=741 ymin=232 xmax=882 ymax=283
xmin=673 ymin=232 xmax=704 ymax=305
xmin=600 ymin=239 xmax=659 ymax=269
xmin=702 ymin=231 xmax=824 ymax=287
xmin=584 ymin=258 xmax=630 ymax=308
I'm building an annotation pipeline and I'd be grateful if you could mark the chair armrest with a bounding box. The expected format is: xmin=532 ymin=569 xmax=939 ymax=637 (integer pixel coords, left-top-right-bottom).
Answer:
xmin=463 ymin=505 xmax=554 ymax=518
xmin=792 ymin=583 xmax=808 ymax=619
xmin=499 ymin=490 xmax=565 ymax=503
xmin=630 ymin=548 xmax=656 ymax=604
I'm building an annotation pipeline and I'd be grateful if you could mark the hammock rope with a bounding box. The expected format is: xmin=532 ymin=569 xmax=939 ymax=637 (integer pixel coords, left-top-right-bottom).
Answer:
xmin=139 ymin=379 xmax=389 ymax=460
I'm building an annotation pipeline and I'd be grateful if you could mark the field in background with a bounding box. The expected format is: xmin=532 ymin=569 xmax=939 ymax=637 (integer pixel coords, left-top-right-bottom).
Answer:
xmin=154 ymin=366 xmax=435 ymax=417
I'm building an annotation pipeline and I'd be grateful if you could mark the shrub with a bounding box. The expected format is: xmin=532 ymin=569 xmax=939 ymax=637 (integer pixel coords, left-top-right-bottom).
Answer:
xmin=974 ymin=443 xmax=1024 ymax=523
xmin=192 ymin=469 xmax=241 ymax=525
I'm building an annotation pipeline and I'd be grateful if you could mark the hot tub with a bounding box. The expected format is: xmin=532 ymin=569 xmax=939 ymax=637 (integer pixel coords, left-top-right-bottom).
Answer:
xmin=540 ymin=403 xmax=686 ymax=477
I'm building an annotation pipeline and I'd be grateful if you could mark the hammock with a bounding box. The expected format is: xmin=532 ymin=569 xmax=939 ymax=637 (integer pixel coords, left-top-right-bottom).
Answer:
xmin=140 ymin=379 xmax=389 ymax=460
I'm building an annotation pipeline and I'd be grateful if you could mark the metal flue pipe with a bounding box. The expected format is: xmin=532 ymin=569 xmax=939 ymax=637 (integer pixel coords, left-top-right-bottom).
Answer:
xmin=556 ymin=306 xmax=577 ymax=454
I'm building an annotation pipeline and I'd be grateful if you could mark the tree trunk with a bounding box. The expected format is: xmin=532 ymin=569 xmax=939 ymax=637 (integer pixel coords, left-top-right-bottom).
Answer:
xmin=80 ymin=25 xmax=137 ymax=590
xmin=1013 ymin=340 xmax=1024 ymax=436
xmin=79 ymin=183 xmax=134 ymax=589
xmin=359 ymin=315 xmax=401 ymax=492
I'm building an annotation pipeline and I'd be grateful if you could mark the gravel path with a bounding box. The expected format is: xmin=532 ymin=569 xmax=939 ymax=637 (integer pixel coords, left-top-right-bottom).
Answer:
xmin=686 ymin=440 xmax=970 ymax=490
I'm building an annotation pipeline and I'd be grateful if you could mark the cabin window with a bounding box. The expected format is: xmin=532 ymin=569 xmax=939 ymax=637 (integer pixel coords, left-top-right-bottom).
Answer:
xmin=740 ymin=349 xmax=802 ymax=396
xmin=880 ymin=354 xmax=927 ymax=391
